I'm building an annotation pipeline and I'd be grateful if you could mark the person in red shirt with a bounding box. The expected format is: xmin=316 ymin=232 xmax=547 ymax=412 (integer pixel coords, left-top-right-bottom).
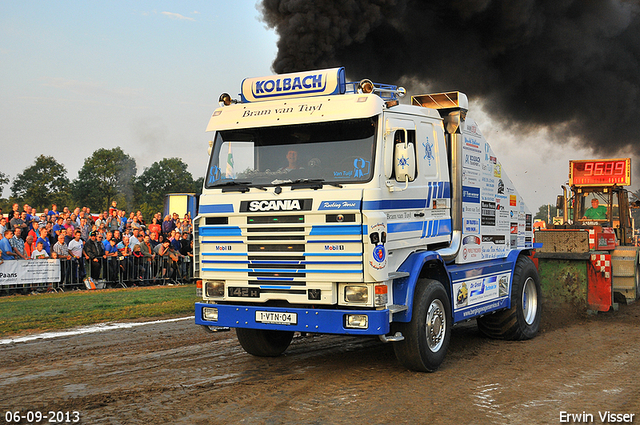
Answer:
xmin=148 ymin=217 xmax=161 ymax=237
xmin=108 ymin=200 xmax=118 ymax=216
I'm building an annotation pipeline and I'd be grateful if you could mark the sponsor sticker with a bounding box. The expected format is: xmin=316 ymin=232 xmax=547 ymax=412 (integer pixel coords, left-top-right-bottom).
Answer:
xmin=372 ymin=245 xmax=386 ymax=263
xmin=319 ymin=200 xmax=360 ymax=210
xmin=462 ymin=186 xmax=480 ymax=203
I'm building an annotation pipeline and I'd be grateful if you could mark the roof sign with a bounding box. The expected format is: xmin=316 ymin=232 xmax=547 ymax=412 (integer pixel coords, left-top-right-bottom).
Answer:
xmin=240 ymin=67 xmax=346 ymax=103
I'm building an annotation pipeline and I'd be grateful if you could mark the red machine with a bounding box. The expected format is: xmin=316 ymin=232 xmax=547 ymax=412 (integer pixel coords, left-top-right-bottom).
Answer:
xmin=535 ymin=158 xmax=639 ymax=311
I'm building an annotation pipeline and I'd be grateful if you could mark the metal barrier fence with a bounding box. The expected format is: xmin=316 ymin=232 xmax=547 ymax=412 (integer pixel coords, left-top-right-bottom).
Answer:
xmin=0 ymin=255 xmax=193 ymax=296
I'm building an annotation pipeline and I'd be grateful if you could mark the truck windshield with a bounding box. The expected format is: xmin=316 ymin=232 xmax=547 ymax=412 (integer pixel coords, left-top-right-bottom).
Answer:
xmin=205 ymin=117 xmax=377 ymax=188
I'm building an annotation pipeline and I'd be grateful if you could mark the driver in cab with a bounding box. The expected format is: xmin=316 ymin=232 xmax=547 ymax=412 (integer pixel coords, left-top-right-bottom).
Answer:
xmin=583 ymin=198 xmax=607 ymax=220
xmin=279 ymin=150 xmax=300 ymax=172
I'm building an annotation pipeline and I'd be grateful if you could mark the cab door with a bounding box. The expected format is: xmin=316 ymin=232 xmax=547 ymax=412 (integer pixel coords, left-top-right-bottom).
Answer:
xmin=382 ymin=117 xmax=425 ymax=252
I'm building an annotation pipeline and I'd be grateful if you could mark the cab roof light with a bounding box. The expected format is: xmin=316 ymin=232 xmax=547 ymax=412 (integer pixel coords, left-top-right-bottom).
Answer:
xmin=218 ymin=93 xmax=238 ymax=107
xmin=349 ymin=80 xmax=406 ymax=101
xmin=359 ymin=79 xmax=375 ymax=94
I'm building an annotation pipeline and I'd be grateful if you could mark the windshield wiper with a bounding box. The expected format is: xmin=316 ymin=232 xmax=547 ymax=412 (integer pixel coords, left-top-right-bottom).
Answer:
xmin=271 ymin=179 xmax=343 ymax=190
xmin=291 ymin=179 xmax=343 ymax=190
xmin=215 ymin=181 xmax=267 ymax=192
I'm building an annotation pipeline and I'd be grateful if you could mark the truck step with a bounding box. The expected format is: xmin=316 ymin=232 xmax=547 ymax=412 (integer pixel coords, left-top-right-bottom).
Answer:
xmin=388 ymin=304 xmax=408 ymax=314
xmin=379 ymin=332 xmax=405 ymax=342
xmin=389 ymin=272 xmax=410 ymax=279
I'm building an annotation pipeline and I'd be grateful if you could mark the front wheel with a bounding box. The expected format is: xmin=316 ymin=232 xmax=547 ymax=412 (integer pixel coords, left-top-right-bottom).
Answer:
xmin=477 ymin=256 xmax=541 ymax=340
xmin=236 ymin=328 xmax=294 ymax=357
xmin=393 ymin=279 xmax=451 ymax=372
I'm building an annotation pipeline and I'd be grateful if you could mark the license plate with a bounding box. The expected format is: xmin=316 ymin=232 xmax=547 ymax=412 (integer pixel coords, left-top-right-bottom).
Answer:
xmin=255 ymin=311 xmax=297 ymax=325
xmin=228 ymin=287 xmax=260 ymax=298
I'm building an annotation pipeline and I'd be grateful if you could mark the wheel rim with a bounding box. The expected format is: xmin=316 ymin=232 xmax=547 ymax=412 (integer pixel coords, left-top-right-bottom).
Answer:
xmin=522 ymin=277 xmax=538 ymax=325
xmin=425 ymin=299 xmax=446 ymax=352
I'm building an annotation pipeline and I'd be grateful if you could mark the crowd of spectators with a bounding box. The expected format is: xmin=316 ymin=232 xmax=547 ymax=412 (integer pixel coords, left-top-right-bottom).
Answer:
xmin=0 ymin=201 xmax=193 ymax=285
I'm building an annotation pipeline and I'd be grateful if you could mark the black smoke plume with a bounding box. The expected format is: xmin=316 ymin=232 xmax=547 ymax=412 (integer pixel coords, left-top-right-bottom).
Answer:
xmin=260 ymin=0 xmax=640 ymax=158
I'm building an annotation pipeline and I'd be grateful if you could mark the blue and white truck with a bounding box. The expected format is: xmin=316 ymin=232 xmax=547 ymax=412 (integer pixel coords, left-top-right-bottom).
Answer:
xmin=194 ymin=67 xmax=540 ymax=372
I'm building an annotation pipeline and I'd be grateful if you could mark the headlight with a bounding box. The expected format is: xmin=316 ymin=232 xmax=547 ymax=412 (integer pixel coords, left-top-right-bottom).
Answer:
xmin=205 ymin=281 xmax=225 ymax=298
xmin=345 ymin=314 xmax=368 ymax=329
xmin=202 ymin=307 xmax=218 ymax=321
xmin=345 ymin=285 xmax=369 ymax=304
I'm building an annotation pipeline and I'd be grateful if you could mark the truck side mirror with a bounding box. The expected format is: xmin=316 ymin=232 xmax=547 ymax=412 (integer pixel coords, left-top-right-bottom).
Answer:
xmin=394 ymin=142 xmax=416 ymax=183
xmin=556 ymin=195 xmax=564 ymax=210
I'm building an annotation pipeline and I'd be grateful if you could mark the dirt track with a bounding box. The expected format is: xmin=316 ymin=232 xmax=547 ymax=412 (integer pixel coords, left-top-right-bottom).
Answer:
xmin=0 ymin=301 xmax=639 ymax=425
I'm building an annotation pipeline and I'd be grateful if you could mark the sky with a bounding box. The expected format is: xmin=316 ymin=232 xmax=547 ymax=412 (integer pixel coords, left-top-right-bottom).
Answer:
xmin=1 ymin=1 xmax=632 ymax=213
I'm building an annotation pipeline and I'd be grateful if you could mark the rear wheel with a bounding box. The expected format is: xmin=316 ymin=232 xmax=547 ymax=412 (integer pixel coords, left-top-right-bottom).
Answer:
xmin=477 ymin=256 xmax=541 ymax=340
xmin=236 ymin=328 xmax=294 ymax=357
xmin=393 ymin=279 xmax=451 ymax=372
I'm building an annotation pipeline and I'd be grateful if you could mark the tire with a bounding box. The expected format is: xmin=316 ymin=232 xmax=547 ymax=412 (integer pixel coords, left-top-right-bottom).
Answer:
xmin=236 ymin=328 xmax=294 ymax=357
xmin=393 ymin=279 xmax=451 ymax=372
xmin=477 ymin=256 xmax=541 ymax=340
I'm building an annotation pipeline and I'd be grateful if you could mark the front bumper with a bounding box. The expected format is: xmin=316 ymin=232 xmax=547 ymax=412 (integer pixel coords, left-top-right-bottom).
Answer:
xmin=195 ymin=302 xmax=390 ymax=335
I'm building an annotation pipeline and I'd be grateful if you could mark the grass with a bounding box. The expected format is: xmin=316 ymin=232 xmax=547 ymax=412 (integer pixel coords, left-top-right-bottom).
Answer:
xmin=0 ymin=284 xmax=199 ymax=337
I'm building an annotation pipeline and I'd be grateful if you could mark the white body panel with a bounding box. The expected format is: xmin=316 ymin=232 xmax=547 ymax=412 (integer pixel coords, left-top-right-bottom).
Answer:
xmin=198 ymin=78 xmax=532 ymax=305
xmin=458 ymin=119 xmax=533 ymax=264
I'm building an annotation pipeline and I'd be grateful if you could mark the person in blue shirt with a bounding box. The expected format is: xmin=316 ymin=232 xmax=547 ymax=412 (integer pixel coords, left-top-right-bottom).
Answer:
xmin=102 ymin=231 xmax=113 ymax=251
xmin=103 ymin=235 xmax=119 ymax=281
xmin=52 ymin=217 xmax=66 ymax=239
xmin=36 ymin=228 xmax=52 ymax=255
xmin=0 ymin=230 xmax=18 ymax=260
xmin=47 ymin=204 xmax=60 ymax=218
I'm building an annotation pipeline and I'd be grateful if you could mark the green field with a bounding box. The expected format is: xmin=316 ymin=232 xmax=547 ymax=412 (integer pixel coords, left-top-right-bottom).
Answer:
xmin=0 ymin=284 xmax=199 ymax=337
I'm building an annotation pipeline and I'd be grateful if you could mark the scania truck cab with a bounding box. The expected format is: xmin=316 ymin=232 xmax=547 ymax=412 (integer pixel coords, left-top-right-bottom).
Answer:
xmin=194 ymin=67 xmax=539 ymax=372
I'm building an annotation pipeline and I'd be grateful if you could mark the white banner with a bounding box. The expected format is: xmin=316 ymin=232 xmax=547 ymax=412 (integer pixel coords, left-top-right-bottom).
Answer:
xmin=0 ymin=259 xmax=61 ymax=285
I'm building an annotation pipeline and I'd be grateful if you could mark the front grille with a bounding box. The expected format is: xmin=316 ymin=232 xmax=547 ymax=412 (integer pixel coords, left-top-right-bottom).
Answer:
xmin=248 ymin=244 xmax=306 ymax=252
xmin=260 ymin=288 xmax=307 ymax=295
xmin=247 ymin=235 xmax=305 ymax=241
xmin=199 ymin=211 xmax=364 ymax=301
xmin=248 ymin=255 xmax=305 ymax=261
xmin=249 ymin=271 xmax=306 ymax=278
xmin=247 ymin=226 xmax=305 ymax=233
xmin=248 ymin=215 xmax=304 ymax=224
xmin=248 ymin=263 xmax=306 ymax=269
xmin=249 ymin=280 xmax=307 ymax=286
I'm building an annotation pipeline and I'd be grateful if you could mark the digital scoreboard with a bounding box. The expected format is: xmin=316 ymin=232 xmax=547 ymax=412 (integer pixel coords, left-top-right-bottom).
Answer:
xmin=569 ymin=158 xmax=631 ymax=186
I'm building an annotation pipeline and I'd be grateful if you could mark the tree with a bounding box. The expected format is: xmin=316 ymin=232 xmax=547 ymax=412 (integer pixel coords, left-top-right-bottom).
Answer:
xmin=193 ymin=177 xmax=204 ymax=196
xmin=72 ymin=147 xmax=137 ymax=211
xmin=134 ymin=158 xmax=195 ymax=216
xmin=10 ymin=155 xmax=70 ymax=210
xmin=0 ymin=171 xmax=8 ymax=195
xmin=534 ymin=204 xmax=557 ymax=223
